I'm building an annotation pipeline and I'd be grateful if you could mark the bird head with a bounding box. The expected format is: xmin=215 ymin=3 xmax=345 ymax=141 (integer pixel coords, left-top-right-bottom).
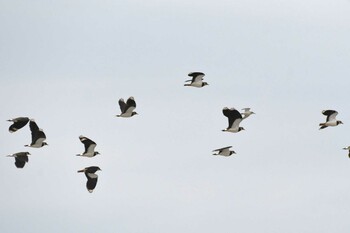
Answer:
xmin=132 ymin=112 xmax=138 ymax=116
xmin=337 ymin=121 xmax=344 ymax=125
xmin=42 ymin=142 xmax=49 ymax=146
xmin=94 ymin=151 xmax=100 ymax=156
xmin=230 ymin=151 xmax=236 ymax=155
xmin=239 ymin=127 xmax=245 ymax=131
xmin=203 ymin=82 xmax=209 ymax=86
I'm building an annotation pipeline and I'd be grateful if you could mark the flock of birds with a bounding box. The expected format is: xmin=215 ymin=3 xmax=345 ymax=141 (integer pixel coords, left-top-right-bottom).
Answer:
xmin=5 ymin=72 xmax=349 ymax=192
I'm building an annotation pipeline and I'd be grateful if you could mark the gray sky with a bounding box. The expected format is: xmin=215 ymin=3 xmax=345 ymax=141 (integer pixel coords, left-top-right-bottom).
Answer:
xmin=1 ymin=0 xmax=350 ymax=232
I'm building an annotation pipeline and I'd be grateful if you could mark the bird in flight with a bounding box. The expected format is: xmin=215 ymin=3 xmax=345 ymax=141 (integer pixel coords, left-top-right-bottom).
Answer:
xmin=343 ymin=146 xmax=350 ymax=158
xmin=116 ymin=97 xmax=138 ymax=117
xmin=184 ymin=72 xmax=208 ymax=88
xmin=212 ymin=146 xmax=236 ymax=157
xmin=7 ymin=117 xmax=29 ymax=133
xmin=25 ymin=120 xmax=48 ymax=148
xmin=76 ymin=135 xmax=100 ymax=157
xmin=6 ymin=152 xmax=31 ymax=168
xmin=222 ymin=107 xmax=245 ymax=133
xmin=319 ymin=110 xmax=343 ymax=130
xmin=78 ymin=166 xmax=102 ymax=193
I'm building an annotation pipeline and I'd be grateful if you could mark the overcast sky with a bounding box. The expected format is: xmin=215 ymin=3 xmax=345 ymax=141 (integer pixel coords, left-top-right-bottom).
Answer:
xmin=1 ymin=0 xmax=350 ymax=232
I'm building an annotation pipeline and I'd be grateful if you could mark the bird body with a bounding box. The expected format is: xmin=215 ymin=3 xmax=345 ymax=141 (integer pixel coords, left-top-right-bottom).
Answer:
xmin=117 ymin=97 xmax=138 ymax=117
xmin=241 ymin=108 xmax=255 ymax=119
xmin=76 ymin=135 xmax=99 ymax=157
xmin=7 ymin=117 xmax=29 ymax=133
xmin=212 ymin=146 xmax=236 ymax=156
xmin=319 ymin=110 xmax=343 ymax=130
xmin=78 ymin=166 xmax=101 ymax=193
xmin=7 ymin=152 xmax=31 ymax=168
xmin=222 ymin=107 xmax=244 ymax=133
xmin=184 ymin=72 xmax=208 ymax=88
xmin=25 ymin=120 xmax=48 ymax=148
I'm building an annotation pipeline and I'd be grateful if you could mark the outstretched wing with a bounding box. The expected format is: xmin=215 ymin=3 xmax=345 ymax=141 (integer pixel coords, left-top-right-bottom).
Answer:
xmin=212 ymin=146 xmax=232 ymax=152
xmin=8 ymin=117 xmax=29 ymax=133
xmin=118 ymin=98 xmax=126 ymax=113
xmin=29 ymin=120 xmax=40 ymax=132
xmin=322 ymin=110 xmax=338 ymax=122
xmin=32 ymin=129 xmax=46 ymax=145
xmin=85 ymin=173 xmax=98 ymax=193
xmin=14 ymin=155 xmax=28 ymax=168
xmin=79 ymin=136 xmax=97 ymax=154
xmin=223 ymin=108 xmax=242 ymax=128
xmin=125 ymin=97 xmax=136 ymax=114
xmin=188 ymin=72 xmax=205 ymax=83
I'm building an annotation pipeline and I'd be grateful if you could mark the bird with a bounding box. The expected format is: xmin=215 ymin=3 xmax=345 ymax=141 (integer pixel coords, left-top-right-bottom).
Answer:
xmin=319 ymin=110 xmax=343 ymax=130
xmin=6 ymin=152 xmax=31 ymax=168
xmin=76 ymin=135 xmax=100 ymax=157
xmin=77 ymin=166 xmax=102 ymax=193
xmin=222 ymin=107 xmax=245 ymax=133
xmin=116 ymin=97 xmax=138 ymax=117
xmin=343 ymin=146 xmax=350 ymax=158
xmin=212 ymin=146 xmax=236 ymax=156
xmin=25 ymin=119 xmax=48 ymax=148
xmin=184 ymin=72 xmax=208 ymax=88
xmin=241 ymin=108 xmax=255 ymax=119
xmin=7 ymin=117 xmax=29 ymax=133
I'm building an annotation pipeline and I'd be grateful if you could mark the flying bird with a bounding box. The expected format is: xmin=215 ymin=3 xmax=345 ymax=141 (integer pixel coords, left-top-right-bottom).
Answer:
xmin=319 ymin=110 xmax=343 ymax=130
xmin=241 ymin=108 xmax=255 ymax=119
xmin=212 ymin=146 xmax=236 ymax=157
xmin=77 ymin=166 xmax=102 ymax=193
xmin=343 ymin=146 xmax=350 ymax=158
xmin=7 ymin=117 xmax=29 ymax=133
xmin=6 ymin=152 xmax=31 ymax=168
xmin=116 ymin=97 xmax=138 ymax=117
xmin=184 ymin=72 xmax=208 ymax=88
xmin=76 ymin=135 xmax=100 ymax=157
xmin=222 ymin=107 xmax=245 ymax=133
xmin=25 ymin=120 xmax=48 ymax=148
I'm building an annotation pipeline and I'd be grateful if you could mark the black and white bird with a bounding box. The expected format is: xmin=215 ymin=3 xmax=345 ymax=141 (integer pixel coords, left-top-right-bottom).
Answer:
xmin=241 ymin=108 xmax=255 ymax=119
xmin=25 ymin=120 xmax=48 ymax=148
xmin=184 ymin=72 xmax=208 ymax=88
xmin=212 ymin=146 xmax=236 ymax=157
xmin=343 ymin=146 xmax=350 ymax=158
xmin=116 ymin=97 xmax=138 ymax=117
xmin=76 ymin=135 xmax=100 ymax=157
xmin=77 ymin=166 xmax=102 ymax=193
xmin=319 ymin=110 xmax=343 ymax=130
xmin=222 ymin=107 xmax=245 ymax=133
xmin=7 ymin=117 xmax=29 ymax=133
xmin=7 ymin=152 xmax=31 ymax=168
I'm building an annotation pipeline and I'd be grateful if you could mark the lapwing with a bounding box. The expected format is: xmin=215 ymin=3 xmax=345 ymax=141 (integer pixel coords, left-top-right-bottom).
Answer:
xmin=7 ymin=152 xmax=31 ymax=168
xmin=7 ymin=117 xmax=29 ymax=133
xmin=222 ymin=107 xmax=245 ymax=133
xmin=184 ymin=72 xmax=208 ymax=88
xmin=116 ymin=97 xmax=138 ymax=117
xmin=343 ymin=146 xmax=350 ymax=158
xmin=212 ymin=146 xmax=236 ymax=156
xmin=241 ymin=108 xmax=255 ymax=119
xmin=25 ymin=120 xmax=48 ymax=148
xmin=76 ymin=135 xmax=100 ymax=157
xmin=319 ymin=110 xmax=343 ymax=130
xmin=78 ymin=166 xmax=102 ymax=193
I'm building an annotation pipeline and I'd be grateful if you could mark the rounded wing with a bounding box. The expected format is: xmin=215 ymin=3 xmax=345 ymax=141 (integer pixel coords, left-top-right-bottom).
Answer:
xmin=79 ymin=136 xmax=97 ymax=154
xmin=8 ymin=117 xmax=29 ymax=133
xmin=223 ymin=108 xmax=242 ymax=129
xmin=322 ymin=110 xmax=338 ymax=122
xmin=118 ymin=98 xmax=126 ymax=113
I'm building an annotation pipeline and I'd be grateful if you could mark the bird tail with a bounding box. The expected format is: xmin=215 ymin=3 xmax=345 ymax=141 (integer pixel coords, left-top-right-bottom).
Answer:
xmin=24 ymin=145 xmax=29 ymax=147
xmin=184 ymin=84 xmax=191 ymax=86
xmin=77 ymin=169 xmax=85 ymax=173
xmin=319 ymin=124 xmax=327 ymax=130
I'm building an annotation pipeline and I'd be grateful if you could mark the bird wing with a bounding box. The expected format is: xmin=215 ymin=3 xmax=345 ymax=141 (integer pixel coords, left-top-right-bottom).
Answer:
xmin=15 ymin=158 xmax=26 ymax=168
xmin=223 ymin=108 xmax=242 ymax=128
xmin=188 ymin=72 xmax=205 ymax=83
xmin=322 ymin=110 xmax=338 ymax=122
xmin=29 ymin=120 xmax=40 ymax=132
xmin=32 ymin=129 xmax=46 ymax=145
xmin=85 ymin=173 xmax=98 ymax=193
xmin=118 ymin=98 xmax=126 ymax=113
xmin=80 ymin=136 xmax=97 ymax=154
xmin=125 ymin=97 xmax=136 ymax=113
xmin=8 ymin=117 xmax=29 ymax=133
xmin=212 ymin=146 xmax=232 ymax=152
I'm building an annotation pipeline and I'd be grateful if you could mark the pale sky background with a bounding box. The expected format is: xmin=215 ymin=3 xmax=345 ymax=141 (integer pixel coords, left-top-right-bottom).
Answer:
xmin=1 ymin=0 xmax=350 ymax=232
